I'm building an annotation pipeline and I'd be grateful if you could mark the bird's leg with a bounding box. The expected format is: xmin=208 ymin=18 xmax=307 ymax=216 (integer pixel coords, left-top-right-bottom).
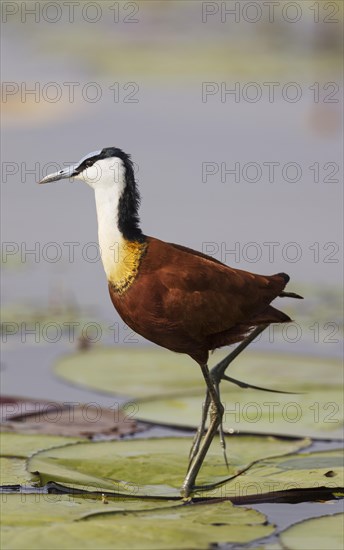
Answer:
xmin=187 ymin=326 xmax=268 ymax=473
xmin=186 ymin=326 xmax=269 ymax=486
xmin=188 ymin=389 xmax=210 ymax=468
xmin=182 ymin=363 xmax=224 ymax=499
xmin=188 ymin=383 xmax=228 ymax=472
xmin=209 ymin=326 xmax=268 ymax=462
xmin=188 ymin=326 xmax=268 ymax=472
xmin=210 ymin=325 xmax=268 ymax=384
xmin=214 ymin=380 xmax=229 ymax=469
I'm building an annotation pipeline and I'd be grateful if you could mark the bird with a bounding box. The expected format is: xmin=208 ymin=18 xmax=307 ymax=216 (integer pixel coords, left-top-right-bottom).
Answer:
xmin=39 ymin=147 xmax=303 ymax=498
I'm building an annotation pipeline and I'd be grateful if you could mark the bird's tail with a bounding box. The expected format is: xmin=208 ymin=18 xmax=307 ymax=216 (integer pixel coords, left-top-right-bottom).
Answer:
xmin=275 ymin=272 xmax=303 ymax=299
xmin=249 ymin=305 xmax=292 ymax=325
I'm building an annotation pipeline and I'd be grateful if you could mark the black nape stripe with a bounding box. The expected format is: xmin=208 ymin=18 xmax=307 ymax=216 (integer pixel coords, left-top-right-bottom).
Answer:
xmin=101 ymin=148 xmax=144 ymax=243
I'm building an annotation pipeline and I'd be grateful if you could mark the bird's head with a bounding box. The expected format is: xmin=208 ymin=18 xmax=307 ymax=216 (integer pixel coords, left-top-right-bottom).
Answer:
xmin=39 ymin=147 xmax=131 ymax=190
xmin=39 ymin=147 xmax=143 ymax=241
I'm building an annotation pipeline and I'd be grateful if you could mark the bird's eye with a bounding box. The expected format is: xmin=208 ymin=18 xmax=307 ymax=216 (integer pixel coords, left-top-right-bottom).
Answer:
xmin=85 ymin=160 xmax=93 ymax=168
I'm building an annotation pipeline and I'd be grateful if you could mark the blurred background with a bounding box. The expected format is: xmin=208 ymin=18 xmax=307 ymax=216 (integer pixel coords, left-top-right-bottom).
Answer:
xmin=1 ymin=0 xmax=343 ymax=401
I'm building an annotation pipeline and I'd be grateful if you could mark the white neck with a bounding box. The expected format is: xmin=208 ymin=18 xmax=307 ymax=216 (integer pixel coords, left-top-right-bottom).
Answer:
xmin=94 ymin=185 xmax=123 ymax=279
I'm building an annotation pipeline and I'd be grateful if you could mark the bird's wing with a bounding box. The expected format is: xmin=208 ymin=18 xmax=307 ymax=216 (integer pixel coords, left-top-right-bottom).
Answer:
xmin=142 ymin=237 xmax=287 ymax=338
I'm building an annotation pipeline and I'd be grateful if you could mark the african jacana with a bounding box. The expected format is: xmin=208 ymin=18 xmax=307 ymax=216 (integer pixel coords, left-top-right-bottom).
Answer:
xmin=39 ymin=147 xmax=302 ymax=498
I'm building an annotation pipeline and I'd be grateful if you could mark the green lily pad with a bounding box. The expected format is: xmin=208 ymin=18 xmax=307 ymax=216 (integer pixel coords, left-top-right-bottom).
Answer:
xmin=54 ymin=348 xmax=343 ymax=438
xmin=0 ymin=494 xmax=176 ymax=527
xmin=55 ymin=347 xmax=198 ymax=398
xmin=0 ymin=303 xmax=97 ymax=329
xmin=55 ymin=348 xmax=341 ymax=398
xmin=137 ymin=388 xmax=343 ymax=439
xmin=0 ymin=457 xmax=34 ymax=486
xmin=0 ymin=432 xmax=83 ymax=489
xmin=28 ymin=436 xmax=310 ymax=498
xmin=280 ymin=513 xmax=344 ymax=550
xmin=223 ymin=449 xmax=343 ymax=500
xmin=0 ymin=497 xmax=273 ymax=550
xmin=0 ymin=432 xmax=82 ymax=459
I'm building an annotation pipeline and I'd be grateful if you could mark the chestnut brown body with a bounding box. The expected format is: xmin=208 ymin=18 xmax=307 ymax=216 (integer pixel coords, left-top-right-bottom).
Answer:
xmin=109 ymin=236 xmax=290 ymax=364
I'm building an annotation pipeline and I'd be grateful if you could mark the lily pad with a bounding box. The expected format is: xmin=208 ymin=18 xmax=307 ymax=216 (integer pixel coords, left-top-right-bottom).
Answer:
xmin=137 ymin=388 xmax=343 ymax=439
xmin=0 ymin=496 xmax=273 ymax=550
xmin=0 ymin=432 xmax=82 ymax=459
xmin=28 ymin=436 xmax=310 ymax=498
xmin=0 ymin=457 xmax=34 ymax=486
xmin=280 ymin=513 xmax=344 ymax=550
xmin=55 ymin=347 xmax=199 ymax=399
xmin=1 ymin=398 xmax=139 ymax=438
xmin=0 ymin=303 xmax=97 ymax=329
xmin=0 ymin=432 xmax=83 ymax=489
xmin=0 ymin=494 xmax=176 ymax=526
xmin=222 ymin=449 xmax=343 ymax=500
xmin=55 ymin=348 xmax=342 ymax=398
xmin=54 ymin=348 xmax=343 ymax=438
